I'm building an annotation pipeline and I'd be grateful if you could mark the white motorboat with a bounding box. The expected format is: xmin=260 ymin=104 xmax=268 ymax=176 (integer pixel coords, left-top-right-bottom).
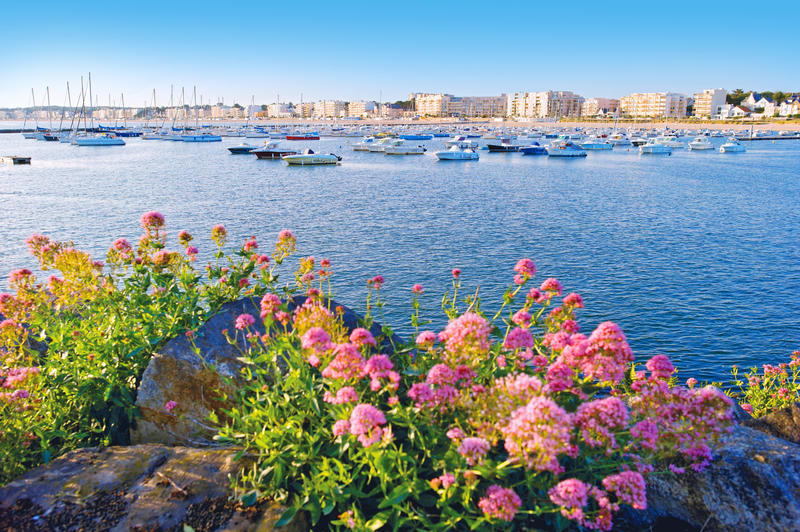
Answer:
xmin=546 ymin=140 xmax=587 ymax=157
xmin=181 ymin=133 xmax=222 ymax=142
xmin=688 ymin=137 xmax=714 ymax=150
xmin=719 ymin=138 xmax=746 ymax=153
xmin=282 ymin=149 xmax=341 ymax=165
xmin=435 ymin=145 xmax=479 ymax=160
xmin=367 ymin=137 xmax=396 ymax=152
xmin=73 ymin=134 xmax=125 ymax=146
xmin=639 ymin=139 xmax=672 ymax=154
xmin=608 ymin=132 xmax=632 ymax=146
xmin=353 ymin=136 xmax=376 ymax=151
xmin=654 ymin=135 xmax=684 ymax=149
xmin=384 ymin=139 xmax=426 ymax=155
xmin=580 ymin=137 xmax=613 ymax=150
xmin=445 ymin=135 xmax=477 ymax=149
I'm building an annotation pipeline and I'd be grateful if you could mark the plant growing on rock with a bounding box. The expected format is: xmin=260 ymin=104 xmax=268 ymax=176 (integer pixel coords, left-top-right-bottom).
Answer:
xmin=732 ymin=350 xmax=800 ymax=417
xmin=0 ymin=214 xmax=263 ymax=483
xmin=216 ymin=249 xmax=735 ymax=530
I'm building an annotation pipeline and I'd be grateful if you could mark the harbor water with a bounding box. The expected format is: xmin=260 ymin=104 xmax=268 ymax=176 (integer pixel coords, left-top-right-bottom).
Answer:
xmin=1 ymin=131 xmax=798 ymax=383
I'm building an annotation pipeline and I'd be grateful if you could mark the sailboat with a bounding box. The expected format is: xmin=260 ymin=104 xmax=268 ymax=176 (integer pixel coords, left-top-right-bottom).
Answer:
xmin=21 ymin=89 xmax=36 ymax=139
xmin=73 ymin=73 xmax=125 ymax=146
xmin=180 ymin=86 xmax=221 ymax=142
xmin=57 ymin=82 xmax=75 ymax=143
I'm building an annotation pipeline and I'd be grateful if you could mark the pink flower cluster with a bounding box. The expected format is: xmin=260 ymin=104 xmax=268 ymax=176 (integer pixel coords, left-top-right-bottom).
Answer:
xmin=0 ymin=367 xmax=40 ymax=389
xmin=478 ymin=485 xmax=522 ymax=522
xmin=457 ymin=437 xmax=491 ymax=466
xmin=235 ymin=313 xmax=256 ymax=330
xmin=575 ymin=397 xmax=628 ymax=449
xmin=321 ymin=343 xmax=365 ymax=380
xmin=407 ymin=363 xmax=474 ymax=411
xmin=503 ymin=327 xmax=534 ymax=351
xmin=501 ymin=396 xmax=574 ymax=473
xmin=348 ymin=403 xmax=387 ymax=447
xmin=324 ymin=386 xmax=359 ymax=404
xmin=437 ymin=312 xmax=492 ymax=365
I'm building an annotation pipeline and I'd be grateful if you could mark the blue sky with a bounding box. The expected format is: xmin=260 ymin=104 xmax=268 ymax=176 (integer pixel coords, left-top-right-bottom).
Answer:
xmin=2 ymin=0 xmax=798 ymax=107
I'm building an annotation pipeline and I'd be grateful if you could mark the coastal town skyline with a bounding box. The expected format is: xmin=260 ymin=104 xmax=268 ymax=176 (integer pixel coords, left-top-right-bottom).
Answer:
xmin=3 ymin=0 xmax=798 ymax=108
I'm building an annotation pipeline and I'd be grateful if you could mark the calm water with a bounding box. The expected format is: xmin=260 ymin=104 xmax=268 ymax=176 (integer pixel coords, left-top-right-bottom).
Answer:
xmin=1 ymin=131 xmax=798 ymax=383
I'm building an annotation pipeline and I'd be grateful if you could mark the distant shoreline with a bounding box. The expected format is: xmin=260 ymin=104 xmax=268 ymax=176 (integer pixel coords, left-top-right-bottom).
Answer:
xmin=2 ymin=118 xmax=798 ymax=131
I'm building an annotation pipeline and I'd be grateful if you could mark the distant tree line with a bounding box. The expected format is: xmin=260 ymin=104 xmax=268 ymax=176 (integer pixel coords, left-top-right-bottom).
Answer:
xmin=726 ymin=89 xmax=797 ymax=105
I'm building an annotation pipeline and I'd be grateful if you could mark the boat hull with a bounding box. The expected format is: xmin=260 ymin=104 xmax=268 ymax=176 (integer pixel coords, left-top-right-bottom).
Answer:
xmin=254 ymin=150 xmax=298 ymax=159
xmin=74 ymin=137 xmax=126 ymax=146
xmin=286 ymin=135 xmax=320 ymax=140
xmin=520 ymin=146 xmax=547 ymax=155
xmin=487 ymin=145 xmax=520 ymax=152
xmin=282 ymin=154 xmax=340 ymax=165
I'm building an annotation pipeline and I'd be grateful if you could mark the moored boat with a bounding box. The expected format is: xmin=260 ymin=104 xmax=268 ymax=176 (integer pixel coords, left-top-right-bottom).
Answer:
xmin=487 ymin=138 xmax=520 ymax=152
xmin=73 ymin=133 xmax=126 ymax=146
xmin=435 ymin=145 xmax=479 ymax=160
xmin=546 ymin=141 xmax=587 ymax=157
xmin=1 ymin=155 xmax=32 ymax=165
xmin=384 ymin=139 xmax=426 ymax=155
xmin=580 ymin=137 xmax=613 ymax=150
xmin=639 ymin=139 xmax=672 ymax=154
xmin=520 ymin=143 xmax=547 ymax=155
xmin=252 ymin=141 xmax=298 ymax=159
xmin=228 ymin=142 xmax=261 ymax=154
xmin=719 ymin=138 xmax=746 ymax=153
xmin=688 ymin=137 xmax=713 ymax=150
xmin=286 ymin=132 xmax=320 ymax=140
xmin=353 ymin=137 xmax=376 ymax=151
xmin=282 ymin=149 xmax=341 ymax=165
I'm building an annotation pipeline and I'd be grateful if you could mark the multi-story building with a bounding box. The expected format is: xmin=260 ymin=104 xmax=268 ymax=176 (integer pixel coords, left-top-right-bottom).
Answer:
xmin=313 ymin=100 xmax=347 ymax=118
xmin=267 ymin=103 xmax=294 ymax=118
xmin=620 ymin=92 xmax=688 ymax=118
xmin=581 ymin=98 xmax=619 ymax=117
xmin=297 ymin=102 xmax=315 ymax=118
xmin=412 ymin=93 xmax=506 ymax=117
xmin=506 ymin=91 xmax=584 ymax=118
xmin=692 ymin=89 xmax=727 ymax=118
xmin=347 ymin=100 xmax=377 ymax=117
xmin=414 ymin=93 xmax=452 ymax=116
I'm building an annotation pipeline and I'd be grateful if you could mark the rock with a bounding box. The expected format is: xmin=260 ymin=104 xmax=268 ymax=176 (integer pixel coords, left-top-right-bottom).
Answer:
xmin=626 ymin=425 xmax=800 ymax=531
xmin=132 ymin=296 xmax=402 ymax=446
xmin=730 ymin=399 xmax=754 ymax=423
xmin=0 ymin=444 xmax=308 ymax=532
xmin=743 ymin=403 xmax=800 ymax=444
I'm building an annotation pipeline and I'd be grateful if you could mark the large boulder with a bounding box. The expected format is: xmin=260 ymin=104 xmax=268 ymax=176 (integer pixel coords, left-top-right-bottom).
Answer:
xmin=626 ymin=424 xmax=800 ymax=531
xmin=743 ymin=403 xmax=800 ymax=444
xmin=0 ymin=444 xmax=307 ymax=531
xmin=132 ymin=296 xmax=402 ymax=445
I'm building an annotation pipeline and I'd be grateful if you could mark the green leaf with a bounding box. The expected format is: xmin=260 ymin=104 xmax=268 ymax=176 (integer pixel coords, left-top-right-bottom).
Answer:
xmin=183 ymin=525 xmax=196 ymax=532
xmin=240 ymin=491 xmax=258 ymax=507
xmin=378 ymin=484 xmax=410 ymax=509
xmin=366 ymin=514 xmax=389 ymax=530
xmin=275 ymin=507 xmax=298 ymax=527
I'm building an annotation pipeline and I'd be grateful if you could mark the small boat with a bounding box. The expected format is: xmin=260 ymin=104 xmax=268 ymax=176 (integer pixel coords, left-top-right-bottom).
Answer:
xmin=654 ymin=135 xmax=684 ymax=149
xmin=252 ymin=141 xmax=298 ymax=160
xmin=73 ymin=134 xmax=126 ymax=146
xmin=445 ymin=135 xmax=476 ymax=148
xmin=580 ymin=137 xmax=613 ymax=150
xmin=286 ymin=132 xmax=320 ymax=140
xmin=639 ymin=139 xmax=672 ymax=155
xmin=384 ymin=139 xmax=426 ymax=155
xmin=520 ymin=143 xmax=547 ymax=155
xmin=546 ymin=141 xmax=587 ymax=157
xmin=228 ymin=142 xmax=260 ymax=154
xmin=719 ymin=138 xmax=746 ymax=153
xmin=400 ymin=134 xmax=433 ymax=140
xmin=435 ymin=145 xmax=479 ymax=160
xmin=608 ymin=132 xmax=632 ymax=146
xmin=1 ymin=155 xmax=32 ymax=165
xmin=688 ymin=137 xmax=714 ymax=150
xmin=487 ymin=138 xmax=520 ymax=152
xmin=368 ymin=137 xmax=396 ymax=152
xmin=630 ymin=137 xmax=648 ymax=147
xmin=282 ymin=149 xmax=341 ymax=165
xmin=181 ymin=133 xmax=222 ymax=142
xmin=353 ymin=137 xmax=376 ymax=151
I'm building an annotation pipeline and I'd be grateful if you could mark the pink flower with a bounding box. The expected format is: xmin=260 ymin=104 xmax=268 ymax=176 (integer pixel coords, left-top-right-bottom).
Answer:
xmin=9 ymin=269 xmax=33 ymax=284
xmin=177 ymin=230 xmax=192 ymax=244
xmin=211 ymin=224 xmax=227 ymax=245
xmin=324 ymin=386 xmax=359 ymax=404
xmin=438 ymin=312 xmax=491 ymax=364
xmin=349 ymin=404 xmax=387 ymax=447
xmin=140 ymin=211 xmax=165 ymax=229
xmin=646 ymin=355 xmax=675 ymax=380
xmin=451 ymin=268 xmax=461 ymax=278
xmin=741 ymin=403 xmax=753 ymax=414
xmin=301 ymin=327 xmax=332 ymax=353
xmin=549 ymin=478 xmax=590 ymax=521
xmin=512 ymin=309 xmax=532 ymax=327
xmin=514 ymin=258 xmax=536 ymax=278
xmin=260 ymin=293 xmax=282 ymax=320
xmin=504 ymin=327 xmax=534 ymax=351
xmin=545 ymin=361 xmax=575 ymax=392
xmin=602 ymin=471 xmax=646 ymax=510
xmin=575 ymin=397 xmax=628 ymax=448
xmin=332 ymin=419 xmax=351 ymax=436
xmin=426 ymin=364 xmax=455 ymax=386
xmin=540 ymin=278 xmax=563 ymax=296
xmin=562 ymin=292 xmax=584 ymax=308
xmin=457 ymin=437 xmax=490 ymax=466
xmin=438 ymin=472 xmax=456 ymax=489
xmin=186 ymin=246 xmax=199 ymax=259
xmin=412 ymin=284 xmax=423 ymax=295
xmin=349 ymin=328 xmax=377 ymax=348
xmin=527 ymin=288 xmax=545 ymax=304
xmin=686 ymin=377 xmax=698 ymax=388
xmin=631 ymin=419 xmax=658 ymax=450
xmin=501 ymin=396 xmax=573 ymax=473
xmin=164 ymin=400 xmax=177 ymax=413
xmin=235 ymin=313 xmax=256 ymax=330
xmin=415 ymin=330 xmax=437 ymax=349
xmin=478 ymin=485 xmax=522 ymax=522
xmin=244 ymin=238 xmax=258 ymax=251
xmin=113 ymin=238 xmax=132 ymax=252
xmin=582 ymin=322 xmax=634 ymax=384
xmin=364 ymin=355 xmax=396 ymax=390
xmin=370 ymin=275 xmax=384 ymax=290
xmin=321 ymin=343 xmax=365 ymax=380
xmin=446 ymin=427 xmax=465 ymax=441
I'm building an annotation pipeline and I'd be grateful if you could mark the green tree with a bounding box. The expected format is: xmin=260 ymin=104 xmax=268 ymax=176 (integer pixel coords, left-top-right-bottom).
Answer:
xmin=727 ymin=89 xmax=746 ymax=106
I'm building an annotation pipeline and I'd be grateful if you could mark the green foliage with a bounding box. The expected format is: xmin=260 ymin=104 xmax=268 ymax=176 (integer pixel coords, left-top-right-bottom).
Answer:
xmin=731 ymin=350 xmax=800 ymax=417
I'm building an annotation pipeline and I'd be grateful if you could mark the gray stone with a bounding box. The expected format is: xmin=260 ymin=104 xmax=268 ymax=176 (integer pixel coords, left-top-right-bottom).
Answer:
xmin=0 ymin=444 xmax=307 ymax=531
xmin=744 ymin=402 xmax=800 ymax=445
xmin=627 ymin=425 xmax=800 ymax=531
xmin=131 ymin=296 xmax=402 ymax=445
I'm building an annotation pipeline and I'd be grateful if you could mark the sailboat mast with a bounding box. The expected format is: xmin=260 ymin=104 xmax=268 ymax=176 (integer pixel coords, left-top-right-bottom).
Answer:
xmin=122 ymin=93 xmax=127 ymax=128
xmin=32 ymin=88 xmax=39 ymax=129
xmin=194 ymin=86 xmax=198 ymax=131
xmin=88 ymin=73 xmax=95 ymax=130
xmin=46 ymin=86 xmax=53 ymax=130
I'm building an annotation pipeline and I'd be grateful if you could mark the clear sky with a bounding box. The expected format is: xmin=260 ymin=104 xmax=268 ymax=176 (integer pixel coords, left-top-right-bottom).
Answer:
xmin=3 ymin=0 xmax=798 ymax=108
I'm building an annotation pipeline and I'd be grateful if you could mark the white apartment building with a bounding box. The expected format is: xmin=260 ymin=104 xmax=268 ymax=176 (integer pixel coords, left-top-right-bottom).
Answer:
xmin=692 ymin=88 xmax=727 ymax=118
xmin=313 ymin=100 xmax=347 ymax=118
xmin=506 ymin=91 xmax=584 ymax=118
xmin=347 ymin=100 xmax=377 ymax=117
xmin=267 ymin=103 xmax=294 ymax=118
xmin=414 ymin=93 xmax=452 ymax=116
xmin=296 ymin=102 xmax=314 ymax=118
xmin=581 ymin=98 xmax=619 ymax=117
xmin=448 ymin=95 xmax=506 ymax=117
xmin=620 ymin=92 xmax=688 ymax=118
